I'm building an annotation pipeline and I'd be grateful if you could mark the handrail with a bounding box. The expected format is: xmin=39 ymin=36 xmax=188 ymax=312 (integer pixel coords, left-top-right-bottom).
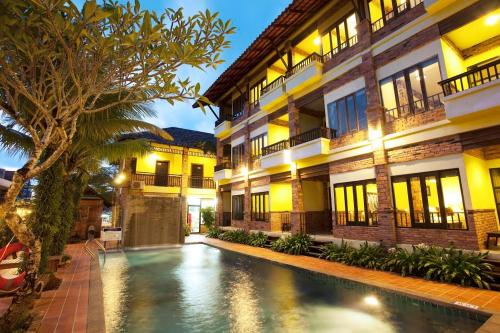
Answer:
xmin=84 ymin=239 xmax=107 ymax=264
xmin=261 ymin=76 xmax=285 ymax=95
xmin=286 ymin=52 xmax=323 ymax=78
xmin=371 ymin=0 xmax=423 ymax=32
xmin=384 ymin=92 xmax=444 ymax=122
xmin=323 ymin=35 xmax=359 ymax=62
xmin=289 ymin=127 xmax=336 ymax=147
xmin=215 ymin=114 xmax=232 ymax=127
xmin=439 ymin=59 xmax=500 ymax=96
xmin=215 ymin=161 xmax=232 ymax=172
xmin=262 ymin=139 xmax=289 ymax=156
xmin=189 ymin=176 xmax=216 ymax=189
xmin=131 ymin=173 xmax=182 ymax=187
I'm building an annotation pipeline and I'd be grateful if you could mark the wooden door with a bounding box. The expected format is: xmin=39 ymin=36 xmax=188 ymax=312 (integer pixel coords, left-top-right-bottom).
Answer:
xmin=191 ymin=164 xmax=203 ymax=188
xmin=154 ymin=161 xmax=169 ymax=186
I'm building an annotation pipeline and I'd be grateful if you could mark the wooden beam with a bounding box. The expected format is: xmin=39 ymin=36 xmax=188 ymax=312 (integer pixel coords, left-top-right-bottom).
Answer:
xmin=462 ymin=35 xmax=500 ymax=59
xmin=208 ymin=105 xmax=219 ymax=120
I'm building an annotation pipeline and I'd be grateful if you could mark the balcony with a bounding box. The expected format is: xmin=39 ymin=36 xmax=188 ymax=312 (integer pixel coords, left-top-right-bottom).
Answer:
xmin=260 ymin=76 xmax=286 ymax=112
xmin=214 ymin=114 xmax=232 ymax=138
xmin=384 ymin=93 xmax=444 ymax=122
xmin=214 ymin=161 xmax=232 ymax=181
xmin=189 ymin=176 xmax=216 ymax=189
xmin=131 ymin=173 xmax=182 ymax=187
xmin=371 ymin=0 xmax=423 ymax=32
xmin=439 ymin=60 xmax=500 ymax=119
xmin=285 ymin=53 xmax=324 ymax=95
xmin=261 ymin=140 xmax=290 ymax=169
xmin=290 ymin=127 xmax=335 ymax=161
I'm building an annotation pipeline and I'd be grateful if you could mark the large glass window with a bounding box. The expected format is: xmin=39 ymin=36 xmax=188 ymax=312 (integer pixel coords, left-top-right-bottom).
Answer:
xmin=249 ymin=78 xmax=267 ymax=108
xmin=380 ymin=57 xmax=443 ymax=121
xmin=251 ymin=134 xmax=268 ymax=160
xmin=322 ymin=12 xmax=358 ymax=60
xmin=369 ymin=0 xmax=423 ymax=32
xmin=392 ymin=169 xmax=467 ymax=229
xmin=231 ymin=144 xmax=245 ymax=169
xmin=327 ymin=89 xmax=368 ymax=137
xmin=251 ymin=192 xmax=269 ymax=221
xmin=232 ymin=195 xmax=244 ymax=220
xmin=334 ymin=180 xmax=378 ymax=226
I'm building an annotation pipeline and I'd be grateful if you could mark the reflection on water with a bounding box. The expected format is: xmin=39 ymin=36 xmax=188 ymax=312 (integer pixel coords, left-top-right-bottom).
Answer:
xmin=100 ymin=244 xmax=487 ymax=333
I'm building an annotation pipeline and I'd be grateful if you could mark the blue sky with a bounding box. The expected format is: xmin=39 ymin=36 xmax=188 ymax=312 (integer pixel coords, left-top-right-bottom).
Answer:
xmin=0 ymin=0 xmax=291 ymax=170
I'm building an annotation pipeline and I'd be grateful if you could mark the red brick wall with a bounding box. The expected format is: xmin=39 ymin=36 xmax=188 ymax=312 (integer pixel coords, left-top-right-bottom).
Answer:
xmin=330 ymin=130 xmax=368 ymax=149
xmin=372 ymin=3 xmax=427 ymax=44
xmin=73 ymin=199 xmax=104 ymax=240
xmin=470 ymin=209 xmax=499 ymax=250
xmin=387 ymin=136 xmax=463 ymax=164
xmin=384 ymin=108 xmax=446 ymax=134
xmin=396 ymin=227 xmax=479 ymax=250
xmin=251 ymin=220 xmax=272 ymax=231
xmin=332 ymin=225 xmax=382 ymax=243
xmin=231 ymin=219 xmax=246 ymax=229
xmin=329 ymin=154 xmax=374 ymax=174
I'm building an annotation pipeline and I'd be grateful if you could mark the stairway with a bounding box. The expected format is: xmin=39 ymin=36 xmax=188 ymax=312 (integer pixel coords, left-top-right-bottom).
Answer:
xmin=483 ymin=257 xmax=500 ymax=291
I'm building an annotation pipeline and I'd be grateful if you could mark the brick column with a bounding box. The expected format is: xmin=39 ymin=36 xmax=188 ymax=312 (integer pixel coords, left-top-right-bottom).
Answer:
xmin=290 ymin=168 xmax=304 ymax=234
xmin=216 ymin=138 xmax=223 ymax=164
xmin=243 ymin=123 xmax=252 ymax=231
xmin=288 ymin=97 xmax=301 ymax=136
xmin=215 ymin=189 xmax=224 ymax=227
xmin=180 ymin=147 xmax=189 ymax=242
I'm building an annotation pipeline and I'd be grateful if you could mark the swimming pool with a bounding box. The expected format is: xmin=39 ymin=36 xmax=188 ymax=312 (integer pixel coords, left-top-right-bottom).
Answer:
xmin=100 ymin=244 xmax=488 ymax=333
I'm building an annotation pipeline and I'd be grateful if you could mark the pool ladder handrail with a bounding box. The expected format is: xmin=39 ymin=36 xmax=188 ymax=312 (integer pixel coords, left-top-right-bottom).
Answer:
xmin=84 ymin=238 xmax=106 ymax=264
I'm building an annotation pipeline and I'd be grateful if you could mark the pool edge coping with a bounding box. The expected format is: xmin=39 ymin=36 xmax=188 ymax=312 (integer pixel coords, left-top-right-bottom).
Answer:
xmin=88 ymin=247 xmax=106 ymax=333
xmin=200 ymin=239 xmax=500 ymax=319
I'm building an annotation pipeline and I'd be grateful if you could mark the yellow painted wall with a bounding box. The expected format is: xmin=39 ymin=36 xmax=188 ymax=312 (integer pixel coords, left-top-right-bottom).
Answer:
xmin=293 ymin=30 xmax=320 ymax=65
xmin=299 ymin=114 xmax=323 ymax=133
xmin=465 ymin=46 xmax=500 ymax=68
xmin=135 ymin=150 xmax=183 ymax=174
xmin=302 ymin=181 xmax=325 ymax=211
xmin=222 ymin=192 xmax=231 ymax=212
xmin=270 ymin=183 xmax=292 ymax=211
xmin=487 ymin=158 xmax=500 ymax=169
xmin=441 ymin=39 xmax=466 ymax=79
xmin=268 ymin=124 xmax=290 ymax=145
xmin=464 ymin=153 xmax=496 ymax=210
xmin=188 ymin=153 xmax=216 ymax=177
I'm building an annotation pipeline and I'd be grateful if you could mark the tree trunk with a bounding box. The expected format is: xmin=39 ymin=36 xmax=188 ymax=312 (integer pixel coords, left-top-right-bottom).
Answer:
xmin=0 ymin=172 xmax=41 ymax=328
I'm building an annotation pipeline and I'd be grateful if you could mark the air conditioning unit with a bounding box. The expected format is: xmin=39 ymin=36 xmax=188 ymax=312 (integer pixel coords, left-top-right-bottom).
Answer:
xmin=131 ymin=181 xmax=145 ymax=190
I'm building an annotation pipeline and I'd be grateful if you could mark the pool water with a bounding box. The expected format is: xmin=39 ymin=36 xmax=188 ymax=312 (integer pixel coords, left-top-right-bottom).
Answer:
xmin=100 ymin=244 xmax=488 ymax=333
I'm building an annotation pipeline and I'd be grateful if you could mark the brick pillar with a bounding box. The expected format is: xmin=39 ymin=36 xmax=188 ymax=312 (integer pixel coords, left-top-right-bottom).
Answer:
xmin=356 ymin=19 xmax=372 ymax=50
xmin=215 ymin=189 xmax=224 ymax=227
xmin=291 ymin=168 xmax=304 ymax=234
xmin=180 ymin=147 xmax=189 ymax=242
xmin=288 ymin=97 xmax=301 ymax=136
xmin=243 ymin=125 xmax=252 ymax=231
xmin=216 ymin=138 xmax=223 ymax=164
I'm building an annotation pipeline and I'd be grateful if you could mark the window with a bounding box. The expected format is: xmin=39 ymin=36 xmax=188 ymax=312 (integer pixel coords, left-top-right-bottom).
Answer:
xmin=232 ymin=95 xmax=245 ymax=120
xmin=251 ymin=134 xmax=268 ymax=160
xmin=251 ymin=192 xmax=269 ymax=221
xmin=232 ymin=144 xmax=245 ymax=169
xmin=334 ymin=180 xmax=378 ymax=226
xmin=380 ymin=57 xmax=443 ymax=121
xmin=232 ymin=195 xmax=244 ymax=220
xmin=369 ymin=0 xmax=423 ymax=32
xmin=327 ymin=89 xmax=368 ymax=136
xmin=249 ymin=78 xmax=267 ymax=107
xmin=392 ymin=169 xmax=467 ymax=229
xmin=322 ymin=12 xmax=358 ymax=60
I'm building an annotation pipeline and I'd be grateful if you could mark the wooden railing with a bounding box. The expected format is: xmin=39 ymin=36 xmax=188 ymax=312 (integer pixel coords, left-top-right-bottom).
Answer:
xmin=251 ymin=212 xmax=269 ymax=222
xmin=296 ymin=211 xmax=332 ymax=235
xmin=371 ymin=0 xmax=423 ymax=32
xmin=189 ymin=176 xmax=216 ymax=189
xmin=335 ymin=211 xmax=378 ymax=226
xmin=395 ymin=210 xmax=467 ymax=229
xmin=289 ymin=127 xmax=336 ymax=147
xmin=131 ymin=173 xmax=182 ymax=187
xmin=215 ymin=114 xmax=232 ymax=127
xmin=262 ymin=140 xmax=289 ymax=156
xmin=385 ymin=92 xmax=444 ymax=122
xmin=286 ymin=52 xmax=323 ymax=78
xmin=439 ymin=59 xmax=500 ymax=96
xmin=261 ymin=75 xmax=285 ymax=95
xmin=323 ymin=35 xmax=358 ymax=62
xmin=214 ymin=161 xmax=232 ymax=172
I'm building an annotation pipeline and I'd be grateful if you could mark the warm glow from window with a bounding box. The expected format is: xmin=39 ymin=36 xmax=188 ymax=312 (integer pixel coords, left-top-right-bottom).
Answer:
xmin=114 ymin=173 xmax=126 ymax=185
xmin=313 ymin=36 xmax=321 ymax=46
xmin=485 ymin=14 xmax=499 ymax=26
xmin=241 ymin=166 xmax=248 ymax=177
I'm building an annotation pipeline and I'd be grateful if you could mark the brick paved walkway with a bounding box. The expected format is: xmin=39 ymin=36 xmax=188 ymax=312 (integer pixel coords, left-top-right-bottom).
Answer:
xmin=203 ymin=238 xmax=500 ymax=315
xmin=32 ymin=243 xmax=91 ymax=333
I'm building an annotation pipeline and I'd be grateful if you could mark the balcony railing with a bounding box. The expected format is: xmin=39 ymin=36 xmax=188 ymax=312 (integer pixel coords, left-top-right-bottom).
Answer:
xmin=215 ymin=114 xmax=232 ymax=127
xmin=271 ymin=212 xmax=291 ymax=232
xmin=214 ymin=161 xmax=232 ymax=172
xmin=251 ymin=212 xmax=269 ymax=222
xmin=289 ymin=127 xmax=336 ymax=147
xmin=323 ymin=35 xmax=359 ymax=62
xmin=384 ymin=92 xmax=444 ymax=122
xmin=189 ymin=176 xmax=216 ymax=189
xmin=261 ymin=76 xmax=285 ymax=95
xmin=296 ymin=211 xmax=332 ymax=235
xmin=286 ymin=52 xmax=323 ymax=78
xmin=439 ymin=59 xmax=500 ymax=97
xmin=371 ymin=0 xmax=423 ymax=32
xmin=131 ymin=173 xmax=182 ymax=187
xmin=262 ymin=140 xmax=290 ymax=157
xmin=335 ymin=211 xmax=378 ymax=226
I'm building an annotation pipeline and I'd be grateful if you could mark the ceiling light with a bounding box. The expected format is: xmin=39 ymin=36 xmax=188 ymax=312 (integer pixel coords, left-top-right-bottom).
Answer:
xmin=313 ymin=37 xmax=321 ymax=46
xmin=485 ymin=14 xmax=499 ymax=26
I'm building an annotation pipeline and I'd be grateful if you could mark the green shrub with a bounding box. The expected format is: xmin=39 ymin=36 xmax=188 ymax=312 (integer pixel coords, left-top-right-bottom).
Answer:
xmin=348 ymin=242 xmax=386 ymax=269
xmin=200 ymin=207 xmax=215 ymax=229
xmin=206 ymin=227 xmax=223 ymax=239
xmin=184 ymin=224 xmax=191 ymax=237
xmin=271 ymin=234 xmax=312 ymax=255
xmin=219 ymin=229 xmax=249 ymax=244
xmin=382 ymin=247 xmax=422 ymax=276
xmin=320 ymin=240 xmax=355 ymax=263
xmin=248 ymin=232 xmax=268 ymax=247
